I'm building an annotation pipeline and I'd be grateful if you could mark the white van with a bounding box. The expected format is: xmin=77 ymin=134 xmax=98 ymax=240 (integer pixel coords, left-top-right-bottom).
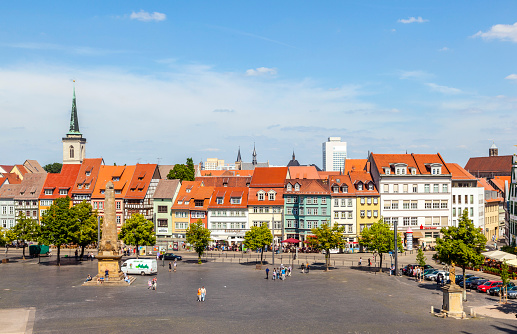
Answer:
xmin=121 ymin=259 xmax=157 ymax=275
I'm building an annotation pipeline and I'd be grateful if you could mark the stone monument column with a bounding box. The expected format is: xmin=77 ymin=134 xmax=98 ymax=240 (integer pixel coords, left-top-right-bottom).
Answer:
xmin=95 ymin=181 xmax=124 ymax=282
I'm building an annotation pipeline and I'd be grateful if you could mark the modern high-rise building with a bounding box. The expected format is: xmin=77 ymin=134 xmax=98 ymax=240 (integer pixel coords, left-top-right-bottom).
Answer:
xmin=322 ymin=137 xmax=347 ymax=171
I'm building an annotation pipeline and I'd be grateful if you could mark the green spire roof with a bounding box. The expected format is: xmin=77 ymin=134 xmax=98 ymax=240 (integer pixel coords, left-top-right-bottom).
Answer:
xmin=68 ymin=82 xmax=81 ymax=135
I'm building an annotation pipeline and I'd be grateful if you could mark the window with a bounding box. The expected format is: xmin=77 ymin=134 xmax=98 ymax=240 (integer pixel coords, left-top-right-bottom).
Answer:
xmin=286 ymin=184 xmax=292 ymax=191
xmin=230 ymin=197 xmax=241 ymax=204
xmin=391 ymin=201 xmax=398 ymax=209
xmin=194 ymin=200 xmax=203 ymax=207
xmin=216 ymin=197 xmax=223 ymax=204
xmin=321 ymin=197 xmax=327 ymax=204
xmin=287 ymin=207 xmax=293 ymax=215
xmin=383 ymin=184 xmax=389 ymax=193
xmin=433 ymin=184 xmax=439 ymax=193
xmin=293 ymin=208 xmax=298 ymax=215
xmin=69 ymin=145 xmax=74 ymax=158
xmin=433 ymin=201 xmax=440 ymax=209
xmin=158 ymin=206 xmax=168 ymax=213
xmin=158 ymin=219 xmax=168 ymax=227
xmin=348 ymin=199 xmax=353 ymax=207
xmin=367 ymin=197 xmax=372 ymax=205
xmin=175 ymin=211 xmax=187 ymax=218
xmin=334 ymin=212 xmax=339 ymax=219
xmin=373 ymin=198 xmax=378 ymax=205
xmin=373 ymin=210 xmax=378 ymax=217
xmin=367 ymin=210 xmax=372 ymax=218
xmin=286 ymin=220 xmax=294 ymax=228
xmin=403 ymin=217 xmax=410 ymax=226
xmin=321 ymin=208 xmax=327 ymax=215
xmin=470 ymin=207 xmax=474 ymax=217
xmin=385 ymin=217 xmax=391 ymax=225
xmin=458 ymin=195 xmax=461 ymax=204
xmin=347 ymin=211 xmax=353 ymax=219
xmin=258 ymin=192 xmax=265 ymax=201
xmin=411 ymin=201 xmax=418 ymax=209
xmin=384 ymin=200 xmax=391 ymax=210
xmin=413 ymin=184 xmax=417 ymax=193
xmin=112 ymin=177 xmax=120 ymax=182
xmin=342 ymin=186 xmax=348 ymax=193
xmin=360 ymin=210 xmax=365 ymax=217
xmin=44 ymin=189 xmax=52 ymax=195
xmin=452 ymin=208 xmax=456 ymax=217
xmin=385 ymin=168 xmax=390 ymax=175
xmin=425 ymin=201 xmax=431 ymax=209
xmin=334 ymin=199 xmax=339 ymax=207
xmin=452 ymin=195 xmax=456 ymax=204
xmin=393 ymin=184 xmax=399 ymax=193
xmin=269 ymin=192 xmax=275 ymax=201
xmin=306 ymin=197 xmax=313 ymax=204
xmin=403 ymin=201 xmax=409 ymax=209
xmin=99 ymin=202 xmax=103 ymax=210
xmin=411 ymin=217 xmax=418 ymax=226
xmin=431 ymin=167 xmax=441 ymax=175
xmin=341 ymin=199 xmax=346 ymax=207
xmin=465 ymin=195 xmax=468 ymax=204
xmin=368 ymin=183 xmax=373 ymax=190
xmin=360 ymin=197 xmax=365 ymax=205
xmin=424 ymin=184 xmax=430 ymax=193
xmin=333 ymin=186 xmax=339 ymax=193
xmin=357 ymin=183 xmax=363 ymax=190
xmin=442 ymin=184 xmax=448 ymax=193
xmin=93 ymin=202 xmax=98 ymax=209
xmin=441 ymin=201 xmax=447 ymax=209
xmin=348 ymin=225 xmax=353 ymax=233
xmin=470 ymin=195 xmax=474 ymax=204
xmin=307 ymin=221 xmax=312 ymax=229
xmin=294 ymin=183 xmax=300 ymax=191
xmin=403 ymin=184 xmax=408 ymax=193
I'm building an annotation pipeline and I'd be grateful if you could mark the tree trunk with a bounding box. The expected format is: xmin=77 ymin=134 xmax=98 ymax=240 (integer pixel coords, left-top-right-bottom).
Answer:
xmin=80 ymin=245 xmax=85 ymax=260
xmin=57 ymin=245 xmax=61 ymax=266
xmin=260 ymin=247 xmax=264 ymax=266
xmin=379 ymin=253 xmax=383 ymax=272
xmin=462 ymin=266 xmax=466 ymax=301
xmin=325 ymin=252 xmax=330 ymax=271
xmin=22 ymin=244 xmax=26 ymax=260
xmin=136 ymin=243 xmax=139 ymax=259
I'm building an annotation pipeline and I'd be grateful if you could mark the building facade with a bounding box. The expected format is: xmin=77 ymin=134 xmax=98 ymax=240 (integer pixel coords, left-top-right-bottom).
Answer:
xmin=322 ymin=137 xmax=347 ymax=172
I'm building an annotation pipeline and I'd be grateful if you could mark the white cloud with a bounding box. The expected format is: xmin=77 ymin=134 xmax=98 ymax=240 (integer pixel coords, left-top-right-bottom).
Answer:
xmin=505 ymin=74 xmax=517 ymax=80
xmin=399 ymin=70 xmax=433 ymax=80
xmin=130 ymin=10 xmax=166 ymax=22
xmin=473 ymin=22 xmax=517 ymax=42
xmin=397 ymin=16 xmax=428 ymax=24
xmin=245 ymin=67 xmax=277 ymax=76
xmin=425 ymin=83 xmax=462 ymax=94
xmin=438 ymin=47 xmax=449 ymax=52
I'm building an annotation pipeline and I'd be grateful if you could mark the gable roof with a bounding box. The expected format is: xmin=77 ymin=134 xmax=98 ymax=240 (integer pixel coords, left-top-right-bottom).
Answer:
xmin=208 ymin=187 xmax=249 ymax=209
xmin=171 ymin=180 xmax=214 ymax=211
xmin=196 ymin=176 xmax=251 ymax=187
xmin=91 ymin=165 xmax=136 ymax=199
xmin=71 ymin=158 xmax=104 ymax=195
xmin=465 ymin=155 xmax=512 ymax=176
xmin=158 ymin=165 xmax=175 ymax=179
xmin=153 ymin=179 xmax=181 ymax=199
xmin=0 ymin=165 xmax=14 ymax=173
xmin=447 ymin=163 xmax=477 ymax=180
xmin=248 ymin=187 xmax=285 ymax=205
xmin=370 ymin=153 xmax=451 ymax=175
xmin=0 ymin=183 xmax=21 ymax=199
xmin=490 ymin=176 xmax=511 ymax=193
xmin=125 ymin=164 xmax=158 ymax=200
xmin=15 ymin=173 xmax=47 ymax=200
xmin=344 ymin=159 xmax=367 ymax=174
xmin=2 ymin=173 xmax=22 ymax=185
xmin=285 ymin=179 xmax=329 ymax=195
xmin=250 ymin=167 xmax=288 ymax=188
xmin=288 ymin=166 xmax=321 ymax=179
xmin=478 ymin=178 xmax=496 ymax=192
xmin=23 ymin=160 xmax=45 ymax=174
xmin=39 ymin=164 xmax=81 ymax=199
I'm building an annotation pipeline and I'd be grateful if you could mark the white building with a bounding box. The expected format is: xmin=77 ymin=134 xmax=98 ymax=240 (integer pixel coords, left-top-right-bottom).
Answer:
xmin=322 ymin=137 xmax=347 ymax=172
xmin=369 ymin=153 xmax=452 ymax=245
xmin=508 ymin=155 xmax=517 ymax=245
xmin=0 ymin=184 xmax=20 ymax=229
xmin=204 ymin=158 xmax=225 ymax=170
xmin=448 ymin=163 xmax=484 ymax=229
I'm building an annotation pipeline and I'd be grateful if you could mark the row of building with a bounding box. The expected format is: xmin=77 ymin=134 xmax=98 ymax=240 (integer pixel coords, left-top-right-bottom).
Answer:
xmin=0 ymin=152 xmax=508 ymax=251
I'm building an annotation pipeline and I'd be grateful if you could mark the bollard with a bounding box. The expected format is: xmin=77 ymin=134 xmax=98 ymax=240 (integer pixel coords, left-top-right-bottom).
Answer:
xmin=431 ymin=306 xmax=434 ymax=314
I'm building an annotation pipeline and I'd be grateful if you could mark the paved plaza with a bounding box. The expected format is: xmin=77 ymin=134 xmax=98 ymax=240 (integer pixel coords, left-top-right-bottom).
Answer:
xmin=1 ymin=250 xmax=517 ymax=333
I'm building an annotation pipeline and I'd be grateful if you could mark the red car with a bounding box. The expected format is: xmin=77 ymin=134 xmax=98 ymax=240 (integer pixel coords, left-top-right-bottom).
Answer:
xmin=477 ymin=280 xmax=502 ymax=293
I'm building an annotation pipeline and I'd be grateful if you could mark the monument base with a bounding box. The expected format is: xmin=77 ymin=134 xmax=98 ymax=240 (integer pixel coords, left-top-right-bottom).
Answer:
xmin=441 ymin=284 xmax=465 ymax=319
xmin=82 ymin=251 xmax=134 ymax=286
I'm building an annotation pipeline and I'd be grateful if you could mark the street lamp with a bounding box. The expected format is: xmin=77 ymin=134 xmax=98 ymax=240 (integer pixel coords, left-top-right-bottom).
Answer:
xmin=271 ymin=213 xmax=275 ymax=266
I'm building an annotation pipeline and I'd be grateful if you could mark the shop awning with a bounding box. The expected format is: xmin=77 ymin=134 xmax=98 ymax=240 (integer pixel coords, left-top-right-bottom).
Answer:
xmin=411 ymin=231 xmax=424 ymax=238
xmin=211 ymin=236 xmax=228 ymax=241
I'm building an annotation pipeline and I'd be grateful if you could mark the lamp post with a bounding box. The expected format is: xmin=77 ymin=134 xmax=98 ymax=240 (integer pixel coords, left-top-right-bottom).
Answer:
xmin=394 ymin=220 xmax=399 ymax=276
xmin=271 ymin=213 xmax=275 ymax=266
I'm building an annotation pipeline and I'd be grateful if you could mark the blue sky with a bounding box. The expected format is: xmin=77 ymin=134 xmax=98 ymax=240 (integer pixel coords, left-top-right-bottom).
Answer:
xmin=1 ymin=1 xmax=517 ymax=168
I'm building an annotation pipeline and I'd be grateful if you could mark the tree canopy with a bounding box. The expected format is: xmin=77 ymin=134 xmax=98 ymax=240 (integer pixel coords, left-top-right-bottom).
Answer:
xmin=434 ymin=209 xmax=487 ymax=294
xmin=310 ymin=222 xmax=345 ymax=271
xmin=167 ymin=158 xmax=195 ymax=181
xmin=118 ymin=213 xmax=156 ymax=259
xmin=71 ymin=200 xmax=98 ymax=259
xmin=243 ymin=223 xmax=273 ymax=265
xmin=186 ymin=219 xmax=211 ymax=264
xmin=359 ymin=219 xmax=403 ymax=272
xmin=416 ymin=248 xmax=426 ymax=267
xmin=43 ymin=162 xmax=63 ymax=173
xmin=39 ymin=197 xmax=79 ymax=265
xmin=11 ymin=212 xmax=40 ymax=259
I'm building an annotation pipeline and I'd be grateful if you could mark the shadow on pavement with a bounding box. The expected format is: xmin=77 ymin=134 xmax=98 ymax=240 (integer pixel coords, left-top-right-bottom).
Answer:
xmin=39 ymin=257 xmax=84 ymax=266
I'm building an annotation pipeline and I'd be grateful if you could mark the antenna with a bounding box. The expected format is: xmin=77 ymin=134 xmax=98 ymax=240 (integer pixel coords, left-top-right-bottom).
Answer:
xmin=157 ymin=157 xmax=162 ymax=165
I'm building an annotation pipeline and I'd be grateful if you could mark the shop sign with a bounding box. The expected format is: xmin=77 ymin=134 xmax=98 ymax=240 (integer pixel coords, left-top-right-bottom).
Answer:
xmin=157 ymin=227 xmax=168 ymax=234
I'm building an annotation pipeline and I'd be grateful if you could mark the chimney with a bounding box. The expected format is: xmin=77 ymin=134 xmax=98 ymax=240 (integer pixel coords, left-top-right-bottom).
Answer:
xmin=366 ymin=161 xmax=371 ymax=173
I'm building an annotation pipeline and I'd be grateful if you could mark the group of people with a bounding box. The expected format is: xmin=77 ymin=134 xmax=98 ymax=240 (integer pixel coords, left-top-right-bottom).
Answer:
xmin=266 ymin=264 xmax=292 ymax=280
xmin=197 ymin=286 xmax=207 ymax=301
xmin=409 ymin=266 xmax=425 ymax=282
xmin=148 ymin=277 xmax=158 ymax=290
xmin=168 ymin=261 xmax=177 ymax=272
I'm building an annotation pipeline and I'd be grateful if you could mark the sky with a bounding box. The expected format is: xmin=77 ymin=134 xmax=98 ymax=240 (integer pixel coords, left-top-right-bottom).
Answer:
xmin=1 ymin=1 xmax=517 ymax=168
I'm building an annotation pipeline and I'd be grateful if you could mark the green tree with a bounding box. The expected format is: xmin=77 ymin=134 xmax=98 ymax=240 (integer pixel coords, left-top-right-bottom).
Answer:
xmin=243 ymin=223 xmax=273 ymax=266
xmin=118 ymin=213 xmax=156 ymax=259
xmin=186 ymin=219 xmax=211 ymax=264
xmin=416 ymin=248 xmax=427 ymax=267
xmin=71 ymin=200 xmax=98 ymax=260
xmin=500 ymin=260 xmax=510 ymax=303
xmin=39 ymin=197 xmax=79 ymax=266
xmin=1 ymin=228 xmax=16 ymax=258
xmin=434 ymin=209 xmax=487 ymax=297
xmin=167 ymin=158 xmax=195 ymax=181
xmin=11 ymin=212 xmax=40 ymax=259
xmin=43 ymin=162 xmax=63 ymax=173
xmin=311 ymin=222 xmax=345 ymax=271
xmin=359 ymin=219 xmax=403 ymax=272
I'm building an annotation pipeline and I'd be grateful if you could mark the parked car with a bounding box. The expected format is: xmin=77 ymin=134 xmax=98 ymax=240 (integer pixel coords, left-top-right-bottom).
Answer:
xmin=425 ymin=270 xmax=448 ymax=281
xmin=478 ymin=281 xmax=503 ymax=293
xmin=456 ymin=274 xmax=475 ymax=285
xmin=402 ymin=264 xmax=418 ymax=276
xmin=464 ymin=277 xmax=483 ymax=289
xmin=488 ymin=283 xmax=516 ymax=296
xmin=507 ymin=287 xmax=517 ymax=299
xmin=158 ymin=253 xmax=182 ymax=261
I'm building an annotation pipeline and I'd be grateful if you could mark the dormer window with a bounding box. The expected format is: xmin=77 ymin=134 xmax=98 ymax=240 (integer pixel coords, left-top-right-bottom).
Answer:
xmin=230 ymin=197 xmax=241 ymax=204
xmin=368 ymin=183 xmax=374 ymax=190
xmin=342 ymin=186 xmax=348 ymax=193
xmin=258 ymin=191 xmax=265 ymax=201
xmin=186 ymin=187 xmax=192 ymax=193
xmin=78 ymin=184 xmax=82 ymax=189
xmin=395 ymin=167 xmax=406 ymax=175
xmin=411 ymin=168 xmax=416 ymax=175
xmin=85 ymin=183 xmax=90 ymax=189
xmin=384 ymin=168 xmax=390 ymax=175
xmin=44 ymin=189 xmax=52 ymax=195
xmin=431 ymin=167 xmax=441 ymax=175
xmin=286 ymin=183 xmax=292 ymax=191
xmin=268 ymin=191 xmax=276 ymax=201
xmin=85 ymin=171 xmax=91 ymax=176
xmin=112 ymin=177 xmax=120 ymax=181
xmin=217 ymin=197 xmax=223 ymax=204
xmin=333 ymin=186 xmax=339 ymax=193
xmin=294 ymin=183 xmax=300 ymax=191
xmin=194 ymin=200 xmax=203 ymax=207
xmin=357 ymin=183 xmax=363 ymax=191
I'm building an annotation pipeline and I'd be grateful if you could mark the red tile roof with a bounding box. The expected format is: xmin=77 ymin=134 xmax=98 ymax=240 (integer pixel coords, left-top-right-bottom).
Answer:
xmin=288 ymin=166 xmax=321 ymax=179
xmin=250 ymin=167 xmax=288 ymax=188
xmin=370 ymin=153 xmax=450 ymax=175
xmin=344 ymin=159 xmax=367 ymax=173
xmin=3 ymin=173 xmax=22 ymax=184
xmin=91 ymin=165 xmax=136 ymax=199
xmin=14 ymin=165 xmax=29 ymax=176
xmin=71 ymin=158 xmax=104 ymax=195
xmin=447 ymin=163 xmax=477 ymax=180
xmin=171 ymin=181 xmax=214 ymax=211
xmin=478 ymin=178 xmax=496 ymax=191
xmin=0 ymin=165 xmax=14 ymax=173
xmin=285 ymin=179 xmax=329 ymax=195
xmin=208 ymin=187 xmax=249 ymax=208
xmin=125 ymin=164 xmax=158 ymax=199
xmin=248 ymin=187 xmax=285 ymax=205
xmin=490 ymin=176 xmax=511 ymax=193
xmin=39 ymin=164 xmax=81 ymax=199
xmin=196 ymin=176 xmax=251 ymax=187
xmin=465 ymin=156 xmax=512 ymax=176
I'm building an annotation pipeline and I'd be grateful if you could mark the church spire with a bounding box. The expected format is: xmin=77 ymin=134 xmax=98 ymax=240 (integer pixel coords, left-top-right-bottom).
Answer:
xmin=68 ymin=81 xmax=81 ymax=135
xmin=252 ymin=143 xmax=257 ymax=165
xmin=236 ymin=146 xmax=242 ymax=162
xmin=292 ymin=150 xmax=296 ymax=161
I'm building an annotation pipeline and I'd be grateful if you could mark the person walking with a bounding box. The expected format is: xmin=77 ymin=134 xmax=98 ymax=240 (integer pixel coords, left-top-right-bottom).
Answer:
xmin=359 ymin=257 xmax=362 ymax=266
xmin=200 ymin=286 xmax=206 ymax=302
xmin=173 ymin=260 xmax=177 ymax=272
xmin=197 ymin=287 xmax=202 ymax=301
xmin=306 ymin=262 xmax=310 ymax=274
xmin=281 ymin=267 xmax=286 ymax=280
xmin=265 ymin=267 xmax=269 ymax=279
xmin=148 ymin=279 xmax=152 ymax=290
xmin=169 ymin=262 xmax=172 ymax=272
xmin=368 ymin=258 xmax=371 ymax=267
xmin=272 ymin=268 xmax=276 ymax=281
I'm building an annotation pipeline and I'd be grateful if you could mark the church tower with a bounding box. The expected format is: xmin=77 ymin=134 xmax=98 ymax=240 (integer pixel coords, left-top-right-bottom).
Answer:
xmin=489 ymin=142 xmax=498 ymax=157
xmin=62 ymin=82 xmax=86 ymax=164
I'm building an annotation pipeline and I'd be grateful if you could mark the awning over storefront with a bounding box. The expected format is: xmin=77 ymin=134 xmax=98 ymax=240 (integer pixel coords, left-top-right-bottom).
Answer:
xmin=411 ymin=231 xmax=424 ymax=238
xmin=482 ymin=250 xmax=516 ymax=261
xmin=211 ymin=236 xmax=228 ymax=241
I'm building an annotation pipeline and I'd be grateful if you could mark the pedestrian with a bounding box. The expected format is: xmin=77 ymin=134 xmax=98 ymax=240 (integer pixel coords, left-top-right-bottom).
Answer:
xmin=105 ymin=269 xmax=109 ymax=282
xmin=173 ymin=260 xmax=177 ymax=272
xmin=200 ymin=286 xmax=206 ymax=302
xmin=301 ymin=263 xmax=305 ymax=274
xmin=359 ymin=257 xmax=362 ymax=266
xmin=368 ymin=258 xmax=371 ymax=267
xmin=153 ymin=277 xmax=157 ymax=291
xmin=306 ymin=262 xmax=310 ymax=274
xmin=265 ymin=267 xmax=269 ymax=279
xmin=281 ymin=267 xmax=286 ymax=280
xmin=148 ymin=279 xmax=152 ymax=289
xmin=75 ymin=249 xmax=78 ymax=260
xmin=288 ymin=266 xmax=292 ymax=277
xmin=169 ymin=262 xmax=172 ymax=272
xmin=272 ymin=268 xmax=276 ymax=280
xmin=197 ymin=287 xmax=201 ymax=301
